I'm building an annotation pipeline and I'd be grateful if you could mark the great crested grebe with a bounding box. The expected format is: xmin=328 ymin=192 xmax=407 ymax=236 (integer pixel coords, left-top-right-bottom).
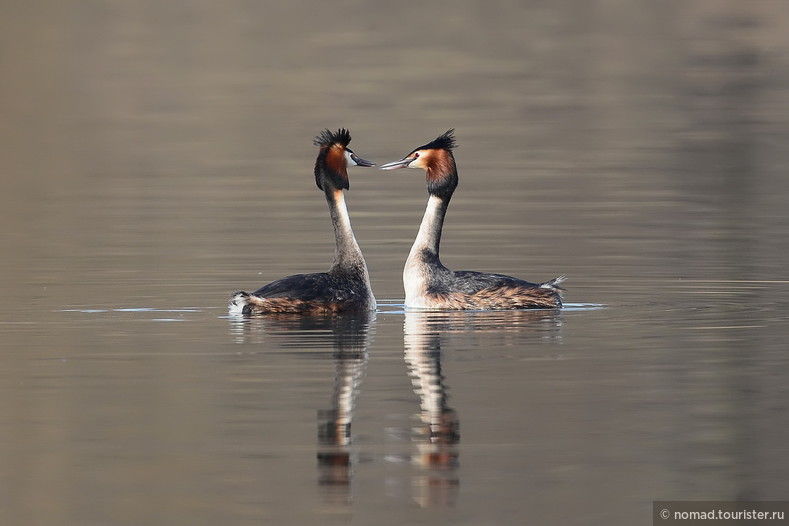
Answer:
xmin=229 ymin=129 xmax=377 ymax=315
xmin=380 ymin=129 xmax=565 ymax=310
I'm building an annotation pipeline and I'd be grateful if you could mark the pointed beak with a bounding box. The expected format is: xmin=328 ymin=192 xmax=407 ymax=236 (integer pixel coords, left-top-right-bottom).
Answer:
xmin=352 ymin=155 xmax=375 ymax=167
xmin=379 ymin=158 xmax=412 ymax=170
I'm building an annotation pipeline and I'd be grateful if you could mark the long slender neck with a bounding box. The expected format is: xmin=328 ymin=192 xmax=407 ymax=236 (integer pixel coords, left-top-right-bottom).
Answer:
xmin=410 ymin=155 xmax=458 ymax=264
xmin=326 ymin=188 xmax=367 ymax=272
xmin=408 ymin=193 xmax=450 ymax=264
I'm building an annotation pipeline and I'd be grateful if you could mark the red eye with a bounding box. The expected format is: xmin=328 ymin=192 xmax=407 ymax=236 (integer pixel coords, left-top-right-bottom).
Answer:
xmin=413 ymin=152 xmax=420 ymax=158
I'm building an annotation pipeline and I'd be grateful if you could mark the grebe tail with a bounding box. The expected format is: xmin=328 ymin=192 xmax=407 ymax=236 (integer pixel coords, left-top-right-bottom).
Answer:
xmin=229 ymin=128 xmax=376 ymax=315
xmin=380 ymin=129 xmax=564 ymax=310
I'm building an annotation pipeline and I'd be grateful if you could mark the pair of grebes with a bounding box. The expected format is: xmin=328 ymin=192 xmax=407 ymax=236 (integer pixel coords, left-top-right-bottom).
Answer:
xmin=229 ymin=129 xmax=565 ymax=315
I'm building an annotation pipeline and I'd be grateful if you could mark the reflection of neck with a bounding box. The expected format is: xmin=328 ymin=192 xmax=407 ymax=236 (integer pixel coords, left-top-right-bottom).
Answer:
xmin=408 ymin=194 xmax=449 ymax=264
xmin=405 ymin=348 xmax=448 ymax=424
xmin=404 ymin=314 xmax=448 ymax=423
xmin=330 ymin=352 xmax=368 ymax=445
xmin=326 ymin=188 xmax=365 ymax=272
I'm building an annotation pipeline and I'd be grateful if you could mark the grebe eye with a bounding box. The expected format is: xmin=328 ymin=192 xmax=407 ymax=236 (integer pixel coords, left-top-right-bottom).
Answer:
xmin=413 ymin=152 xmax=420 ymax=159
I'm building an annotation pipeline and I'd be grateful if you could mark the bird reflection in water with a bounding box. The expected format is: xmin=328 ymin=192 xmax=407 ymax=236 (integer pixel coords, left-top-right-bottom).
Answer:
xmin=403 ymin=310 xmax=461 ymax=507
xmin=228 ymin=307 xmax=562 ymax=508
xmin=228 ymin=311 xmax=374 ymax=506
xmin=315 ymin=315 xmax=371 ymax=505
xmin=402 ymin=308 xmax=563 ymax=507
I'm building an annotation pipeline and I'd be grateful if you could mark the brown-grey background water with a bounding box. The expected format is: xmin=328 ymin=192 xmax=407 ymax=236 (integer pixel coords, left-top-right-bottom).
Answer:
xmin=2 ymin=1 xmax=789 ymax=525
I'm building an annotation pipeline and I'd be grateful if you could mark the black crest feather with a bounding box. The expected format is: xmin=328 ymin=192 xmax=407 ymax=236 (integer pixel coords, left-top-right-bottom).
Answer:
xmin=314 ymin=128 xmax=352 ymax=148
xmin=412 ymin=128 xmax=457 ymax=154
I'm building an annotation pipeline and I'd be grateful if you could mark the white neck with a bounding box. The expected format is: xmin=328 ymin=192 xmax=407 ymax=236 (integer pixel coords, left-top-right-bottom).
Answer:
xmin=407 ymin=195 xmax=447 ymax=261
xmin=404 ymin=195 xmax=449 ymax=307
xmin=328 ymin=189 xmax=366 ymax=272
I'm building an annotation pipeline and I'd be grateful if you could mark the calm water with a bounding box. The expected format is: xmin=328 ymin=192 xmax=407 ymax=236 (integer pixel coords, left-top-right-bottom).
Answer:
xmin=2 ymin=2 xmax=789 ymax=525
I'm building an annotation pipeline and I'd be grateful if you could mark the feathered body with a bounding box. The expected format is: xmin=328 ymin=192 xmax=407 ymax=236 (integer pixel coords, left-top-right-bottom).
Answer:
xmin=229 ymin=129 xmax=376 ymax=315
xmin=381 ymin=129 xmax=565 ymax=310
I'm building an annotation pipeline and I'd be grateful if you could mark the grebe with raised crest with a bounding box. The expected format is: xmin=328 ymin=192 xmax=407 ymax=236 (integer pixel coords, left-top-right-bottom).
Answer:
xmin=380 ymin=129 xmax=565 ymax=310
xmin=229 ymin=129 xmax=376 ymax=315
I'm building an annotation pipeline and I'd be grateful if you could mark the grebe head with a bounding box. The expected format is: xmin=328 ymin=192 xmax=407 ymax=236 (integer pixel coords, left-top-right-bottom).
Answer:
xmin=380 ymin=129 xmax=458 ymax=199
xmin=314 ymin=128 xmax=375 ymax=191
